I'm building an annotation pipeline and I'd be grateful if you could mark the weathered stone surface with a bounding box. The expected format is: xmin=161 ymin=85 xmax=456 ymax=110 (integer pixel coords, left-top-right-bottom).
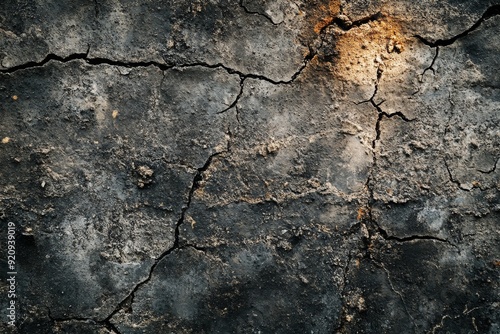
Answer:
xmin=1 ymin=1 xmax=499 ymax=333
xmin=114 ymin=194 xmax=357 ymax=333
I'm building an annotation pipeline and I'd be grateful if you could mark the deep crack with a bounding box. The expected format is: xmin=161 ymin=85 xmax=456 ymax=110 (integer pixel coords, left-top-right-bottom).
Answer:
xmin=422 ymin=46 xmax=439 ymax=76
xmin=1 ymin=53 xmax=311 ymax=86
xmin=0 ymin=52 xmax=167 ymax=74
xmin=93 ymin=0 xmax=100 ymax=18
xmin=416 ymin=4 xmax=500 ymax=47
xmin=103 ymin=320 xmax=121 ymax=334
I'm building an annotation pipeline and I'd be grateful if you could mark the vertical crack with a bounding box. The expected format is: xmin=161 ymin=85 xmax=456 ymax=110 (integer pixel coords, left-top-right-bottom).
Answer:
xmin=365 ymin=67 xmax=413 ymax=201
xmin=422 ymin=46 xmax=439 ymax=77
xmin=93 ymin=0 xmax=100 ymax=19
xmin=364 ymin=66 xmax=414 ymax=207
xmin=444 ymin=159 xmax=471 ymax=191
xmin=218 ymin=77 xmax=246 ymax=114
xmin=235 ymin=105 xmax=241 ymax=125
xmin=335 ymin=252 xmax=354 ymax=333
xmin=373 ymin=259 xmax=417 ymax=333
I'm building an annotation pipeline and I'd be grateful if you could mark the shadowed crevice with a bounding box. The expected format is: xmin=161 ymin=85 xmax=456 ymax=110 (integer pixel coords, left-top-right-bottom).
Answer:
xmin=416 ymin=4 xmax=500 ymax=47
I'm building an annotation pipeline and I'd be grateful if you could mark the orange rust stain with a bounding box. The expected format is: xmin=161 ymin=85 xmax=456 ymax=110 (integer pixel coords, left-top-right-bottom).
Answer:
xmin=329 ymin=0 xmax=341 ymax=14
xmin=329 ymin=15 xmax=407 ymax=82
xmin=300 ymin=0 xmax=410 ymax=87
xmin=357 ymin=207 xmax=368 ymax=221
xmin=314 ymin=16 xmax=334 ymax=34
xmin=312 ymin=0 xmax=341 ymax=34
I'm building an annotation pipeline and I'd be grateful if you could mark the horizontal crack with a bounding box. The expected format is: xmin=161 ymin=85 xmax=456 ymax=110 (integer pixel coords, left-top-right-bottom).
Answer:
xmin=1 ymin=50 xmax=88 ymax=73
xmin=478 ymin=156 xmax=499 ymax=174
xmin=48 ymin=308 xmax=122 ymax=334
xmin=1 ymin=53 xmax=311 ymax=86
xmin=366 ymin=210 xmax=456 ymax=247
xmin=416 ymin=4 xmax=500 ymax=47
xmin=320 ymin=11 xmax=383 ymax=35
xmin=0 ymin=51 xmax=170 ymax=74
xmin=378 ymin=229 xmax=450 ymax=244
xmin=339 ymin=11 xmax=383 ymax=30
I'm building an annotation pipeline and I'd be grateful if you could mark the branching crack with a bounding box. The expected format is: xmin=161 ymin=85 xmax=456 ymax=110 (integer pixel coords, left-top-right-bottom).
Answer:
xmin=101 ymin=151 xmax=224 ymax=326
xmin=368 ymin=68 xmax=414 ymax=151
xmin=175 ymin=59 xmax=313 ymax=85
xmin=362 ymin=67 xmax=415 ymax=222
xmin=422 ymin=46 xmax=439 ymax=77
xmin=48 ymin=308 xmax=122 ymax=334
xmin=415 ymin=5 xmax=500 ymax=47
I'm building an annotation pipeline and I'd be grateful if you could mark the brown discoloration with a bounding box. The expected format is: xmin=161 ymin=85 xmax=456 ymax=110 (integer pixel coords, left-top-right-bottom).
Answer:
xmin=314 ymin=16 xmax=334 ymax=34
xmin=328 ymin=16 xmax=407 ymax=82
xmin=301 ymin=0 xmax=341 ymax=36
xmin=357 ymin=207 xmax=368 ymax=221
xmin=314 ymin=0 xmax=341 ymax=34
xmin=314 ymin=1 xmax=340 ymax=34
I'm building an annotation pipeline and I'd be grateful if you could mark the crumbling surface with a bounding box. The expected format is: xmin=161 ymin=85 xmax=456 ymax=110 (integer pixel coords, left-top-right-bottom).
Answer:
xmin=0 ymin=0 xmax=499 ymax=333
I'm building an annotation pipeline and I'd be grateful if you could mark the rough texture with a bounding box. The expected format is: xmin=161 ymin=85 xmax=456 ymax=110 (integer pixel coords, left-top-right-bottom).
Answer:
xmin=0 ymin=1 xmax=499 ymax=333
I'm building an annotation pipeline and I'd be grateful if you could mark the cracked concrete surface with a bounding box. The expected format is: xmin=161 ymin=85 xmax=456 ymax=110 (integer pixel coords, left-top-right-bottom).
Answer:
xmin=0 ymin=1 xmax=499 ymax=333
